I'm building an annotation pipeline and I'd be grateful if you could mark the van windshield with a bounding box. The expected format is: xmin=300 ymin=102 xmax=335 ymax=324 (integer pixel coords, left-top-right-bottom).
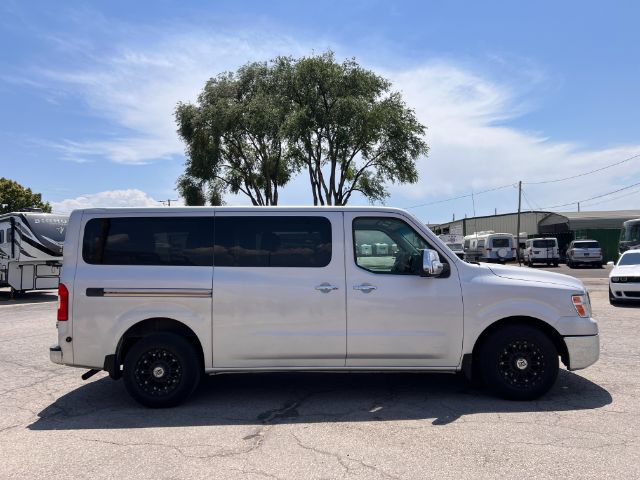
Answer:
xmin=533 ymin=240 xmax=556 ymax=248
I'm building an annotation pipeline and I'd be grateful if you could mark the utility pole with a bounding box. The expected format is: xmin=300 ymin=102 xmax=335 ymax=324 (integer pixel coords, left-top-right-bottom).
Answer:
xmin=516 ymin=181 xmax=522 ymax=266
xmin=158 ymin=199 xmax=178 ymax=207
xmin=471 ymin=190 xmax=476 ymax=217
xmin=577 ymin=202 xmax=580 ymax=212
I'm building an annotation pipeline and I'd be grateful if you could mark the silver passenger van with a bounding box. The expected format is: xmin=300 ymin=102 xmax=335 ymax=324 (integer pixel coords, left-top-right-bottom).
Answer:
xmin=51 ymin=207 xmax=599 ymax=407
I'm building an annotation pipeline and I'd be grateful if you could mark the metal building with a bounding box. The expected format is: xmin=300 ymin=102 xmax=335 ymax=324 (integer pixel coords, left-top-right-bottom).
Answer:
xmin=430 ymin=211 xmax=550 ymax=238
xmin=431 ymin=209 xmax=640 ymax=262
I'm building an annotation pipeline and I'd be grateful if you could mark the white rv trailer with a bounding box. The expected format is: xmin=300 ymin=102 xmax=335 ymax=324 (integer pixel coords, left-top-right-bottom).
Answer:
xmin=0 ymin=210 xmax=68 ymax=295
xmin=463 ymin=231 xmax=515 ymax=263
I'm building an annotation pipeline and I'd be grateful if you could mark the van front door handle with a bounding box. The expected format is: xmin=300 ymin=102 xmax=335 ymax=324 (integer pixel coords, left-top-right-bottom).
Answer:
xmin=315 ymin=283 xmax=339 ymax=293
xmin=353 ymin=284 xmax=377 ymax=293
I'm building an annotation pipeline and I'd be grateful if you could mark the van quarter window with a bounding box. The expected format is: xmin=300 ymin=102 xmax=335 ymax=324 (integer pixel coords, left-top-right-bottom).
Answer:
xmin=82 ymin=217 xmax=214 ymax=266
xmin=353 ymin=217 xmax=434 ymax=275
xmin=214 ymin=216 xmax=331 ymax=268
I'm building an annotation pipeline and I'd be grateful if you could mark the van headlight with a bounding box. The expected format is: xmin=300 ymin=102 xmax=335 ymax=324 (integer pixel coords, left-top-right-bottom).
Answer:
xmin=571 ymin=293 xmax=591 ymax=318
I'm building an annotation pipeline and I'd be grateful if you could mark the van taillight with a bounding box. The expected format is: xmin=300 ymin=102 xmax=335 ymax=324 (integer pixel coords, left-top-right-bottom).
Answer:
xmin=57 ymin=283 xmax=69 ymax=321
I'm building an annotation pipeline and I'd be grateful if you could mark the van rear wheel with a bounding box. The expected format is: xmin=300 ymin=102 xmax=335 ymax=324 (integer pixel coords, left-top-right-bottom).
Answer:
xmin=479 ymin=325 xmax=558 ymax=400
xmin=123 ymin=333 xmax=201 ymax=408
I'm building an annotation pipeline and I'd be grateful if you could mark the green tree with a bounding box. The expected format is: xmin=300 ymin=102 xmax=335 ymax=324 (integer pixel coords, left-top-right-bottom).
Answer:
xmin=176 ymin=52 xmax=428 ymax=206
xmin=0 ymin=178 xmax=51 ymax=214
xmin=176 ymin=61 xmax=296 ymax=206
xmin=284 ymin=52 xmax=428 ymax=205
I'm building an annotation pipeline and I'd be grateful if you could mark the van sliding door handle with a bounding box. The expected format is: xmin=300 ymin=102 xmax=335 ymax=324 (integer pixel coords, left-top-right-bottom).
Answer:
xmin=315 ymin=283 xmax=339 ymax=293
xmin=353 ymin=284 xmax=377 ymax=293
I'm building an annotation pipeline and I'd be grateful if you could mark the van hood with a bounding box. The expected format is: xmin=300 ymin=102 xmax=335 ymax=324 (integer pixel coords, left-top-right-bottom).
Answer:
xmin=486 ymin=263 xmax=585 ymax=290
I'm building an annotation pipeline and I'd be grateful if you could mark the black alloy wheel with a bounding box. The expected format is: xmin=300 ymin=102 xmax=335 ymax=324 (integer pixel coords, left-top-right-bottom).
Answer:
xmin=123 ymin=333 xmax=201 ymax=408
xmin=133 ymin=347 xmax=183 ymax=398
xmin=480 ymin=324 xmax=558 ymax=400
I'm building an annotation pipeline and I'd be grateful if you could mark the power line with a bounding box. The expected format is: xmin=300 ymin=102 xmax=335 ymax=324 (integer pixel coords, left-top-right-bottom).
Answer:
xmin=405 ymin=183 xmax=515 ymax=209
xmin=540 ymin=179 xmax=640 ymax=210
xmin=580 ymin=185 xmax=640 ymax=208
xmin=520 ymin=187 xmax=541 ymax=211
xmin=404 ymin=151 xmax=640 ymax=213
xmin=524 ymin=152 xmax=640 ymax=185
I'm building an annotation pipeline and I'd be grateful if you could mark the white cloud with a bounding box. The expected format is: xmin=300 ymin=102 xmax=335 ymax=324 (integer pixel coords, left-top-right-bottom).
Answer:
xmin=385 ymin=64 xmax=640 ymax=219
xmin=32 ymin=26 xmax=640 ymax=221
xmin=39 ymin=30 xmax=310 ymax=164
xmin=52 ymin=189 xmax=163 ymax=214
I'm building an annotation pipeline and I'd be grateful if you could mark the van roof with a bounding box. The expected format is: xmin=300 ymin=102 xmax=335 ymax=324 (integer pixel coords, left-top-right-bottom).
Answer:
xmin=72 ymin=206 xmax=410 ymax=215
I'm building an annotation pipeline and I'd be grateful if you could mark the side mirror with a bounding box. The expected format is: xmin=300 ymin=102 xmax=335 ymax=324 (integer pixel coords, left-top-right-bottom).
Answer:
xmin=606 ymin=261 xmax=615 ymax=267
xmin=423 ymin=249 xmax=444 ymax=277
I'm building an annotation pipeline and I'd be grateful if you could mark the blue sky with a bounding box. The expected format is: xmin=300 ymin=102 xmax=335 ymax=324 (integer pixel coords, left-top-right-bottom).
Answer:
xmin=1 ymin=0 xmax=639 ymax=223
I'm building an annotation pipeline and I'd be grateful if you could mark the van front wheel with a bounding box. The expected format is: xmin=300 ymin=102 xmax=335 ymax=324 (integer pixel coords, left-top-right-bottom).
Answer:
xmin=479 ymin=325 xmax=558 ymax=400
xmin=123 ymin=333 xmax=201 ymax=408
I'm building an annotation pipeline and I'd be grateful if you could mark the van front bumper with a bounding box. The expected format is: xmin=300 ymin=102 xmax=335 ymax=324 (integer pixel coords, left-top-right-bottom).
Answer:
xmin=564 ymin=334 xmax=599 ymax=370
xmin=50 ymin=345 xmax=63 ymax=365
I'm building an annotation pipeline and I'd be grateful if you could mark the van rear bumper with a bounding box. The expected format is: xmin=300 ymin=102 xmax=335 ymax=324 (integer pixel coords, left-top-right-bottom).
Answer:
xmin=564 ymin=334 xmax=599 ymax=370
xmin=50 ymin=345 xmax=63 ymax=365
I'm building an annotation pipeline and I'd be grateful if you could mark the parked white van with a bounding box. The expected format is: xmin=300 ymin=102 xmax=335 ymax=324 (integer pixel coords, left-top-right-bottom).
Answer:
xmin=51 ymin=207 xmax=599 ymax=407
xmin=463 ymin=231 xmax=516 ymax=263
xmin=524 ymin=238 xmax=560 ymax=267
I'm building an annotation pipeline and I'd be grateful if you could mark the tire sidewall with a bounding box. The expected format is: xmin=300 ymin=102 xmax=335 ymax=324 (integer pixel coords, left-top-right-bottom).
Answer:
xmin=480 ymin=324 xmax=559 ymax=401
xmin=123 ymin=333 xmax=201 ymax=408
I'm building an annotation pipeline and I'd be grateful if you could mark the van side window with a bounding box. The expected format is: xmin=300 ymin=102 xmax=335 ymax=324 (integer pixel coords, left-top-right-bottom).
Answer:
xmin=214 ymin=216 xmax=331 ymax=268
xmin=83 ymin=217 xmax=214 ymax=266
xmin=0 ymin=230 xmax=4 ymax=244
xmin=353 ymin=217 xmax=434 ymax=275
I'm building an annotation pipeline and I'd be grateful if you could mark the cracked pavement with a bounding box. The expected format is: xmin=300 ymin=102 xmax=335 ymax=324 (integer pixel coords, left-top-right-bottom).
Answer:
xmin=0 ymin=268 xmax=638 ymax=479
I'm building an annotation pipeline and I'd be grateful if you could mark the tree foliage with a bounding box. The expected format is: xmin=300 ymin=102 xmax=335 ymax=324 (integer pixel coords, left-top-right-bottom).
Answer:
xmin=0 ymin=178 xmax=51 ymax=214
xmin=176 ymin=62 xmax=295 ymax=206
xmin=176 ymin=51 xmax=428 ymax=206
xmin=283 ymin=52 xmax=428 ymax=205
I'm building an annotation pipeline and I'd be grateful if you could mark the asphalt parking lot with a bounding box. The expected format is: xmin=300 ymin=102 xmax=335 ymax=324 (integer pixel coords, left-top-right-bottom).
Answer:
xmin=0 ymin=265 xmax=638 ymax=479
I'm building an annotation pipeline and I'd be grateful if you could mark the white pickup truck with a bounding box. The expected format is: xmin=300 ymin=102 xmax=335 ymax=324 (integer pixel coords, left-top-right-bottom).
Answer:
xmin=51 ymin=207 xmax=599 ymax=407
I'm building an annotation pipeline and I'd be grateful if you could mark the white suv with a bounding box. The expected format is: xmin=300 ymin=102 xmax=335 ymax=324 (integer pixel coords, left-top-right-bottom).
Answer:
xmin=51 ymin=207 xmax=599 ymax=407
xmin=566 ymin=240 xmax=603 ymax=268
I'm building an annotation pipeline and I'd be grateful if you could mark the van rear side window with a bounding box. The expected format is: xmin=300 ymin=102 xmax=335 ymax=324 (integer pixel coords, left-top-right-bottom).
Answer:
xmin=214 ymin=216 xmax=331 ymax=267
xmin=83 ymin=217 xmax=214 ymax=266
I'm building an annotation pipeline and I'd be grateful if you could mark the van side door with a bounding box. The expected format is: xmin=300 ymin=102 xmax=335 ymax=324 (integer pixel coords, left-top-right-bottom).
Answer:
xmin=344 ymin=212 xmax=464 ymax=367
xmin=211 ymin=212 xmax=346 ymax=368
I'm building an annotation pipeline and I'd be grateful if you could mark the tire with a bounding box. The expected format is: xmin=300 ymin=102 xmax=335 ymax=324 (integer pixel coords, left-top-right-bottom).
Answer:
xmin=596 ymin=262 xmax=603 ymax=269
xmin=123 ymin=333 xmax=202 ymax=408
xmin=567 ymin=260 xmax=573 ymax=268
xmin=479 ymin=324 xmax=559 ymax=401
xmin=553 ymin=261 xmax=559 ymax=267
